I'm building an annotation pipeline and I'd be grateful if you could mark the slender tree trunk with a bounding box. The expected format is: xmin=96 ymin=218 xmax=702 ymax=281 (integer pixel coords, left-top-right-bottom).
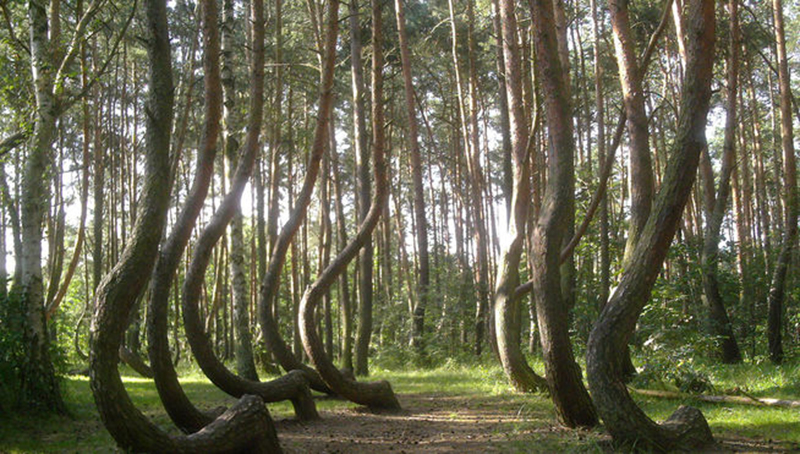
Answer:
xmin=394 ymin=0 xmax=429 ymax=355
xmin=352 ymin=0 xmax=374 ymax=377
xmin=219 ymin=0 xmax=259 ymax=381
xmin=330 ymin=134 xmax=353 ymax=371
xmin=493 ymin=0 xmax=548 ymax=394
xmin=699 ymin=0 xmax=742 ymax=364
xmin=590 ymin=0 xmax=610 ymax=310
xmin=766 ymin=0 xmax=795 ymax=365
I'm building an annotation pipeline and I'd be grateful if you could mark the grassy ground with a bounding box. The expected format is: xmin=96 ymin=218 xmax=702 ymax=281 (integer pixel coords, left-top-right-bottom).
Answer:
xmin=0 ymin=361 xmax=797 ymax=452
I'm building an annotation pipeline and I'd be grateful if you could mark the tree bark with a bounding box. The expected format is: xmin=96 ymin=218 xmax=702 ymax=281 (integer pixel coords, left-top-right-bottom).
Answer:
xmin=529 ymin=0 xmax=598 ymax=428
xmin=220 ymin=0 xmax=259 ymax=382
xmin=766 ymin=0 xmax=795 ymax=365
xmin=91 ymin=1 xmax=281 ymax=451
xmin=699 ymin=0 xmax=742 ymax=364
xmin=16 ymin=0 xmax=66 ymax=414
xmin=299 ymin=0 xmax=400 ymax=411
xmin=587 ymin=0 xmax=717 ymax=449
xmin=257 ymin=0 xmax=339 ymax=394
xmin=493 ymin=0 xmax=548 ymax=394
xmin=394 ymin=0 xmax=429 ymax=355
xmin=352 ymin=0 xmax=374 ymax=377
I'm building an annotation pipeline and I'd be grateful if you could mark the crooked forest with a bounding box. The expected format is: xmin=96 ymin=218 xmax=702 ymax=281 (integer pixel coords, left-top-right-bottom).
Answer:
xmin=0 ymin=0 xmax=799 ymax=452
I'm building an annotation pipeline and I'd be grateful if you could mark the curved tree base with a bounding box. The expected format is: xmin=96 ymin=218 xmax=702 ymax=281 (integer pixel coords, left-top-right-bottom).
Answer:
xmin=260 ymin=306 xmax=334 ymax=395
xmin=300 ymin=289 xmax=401 ymax=412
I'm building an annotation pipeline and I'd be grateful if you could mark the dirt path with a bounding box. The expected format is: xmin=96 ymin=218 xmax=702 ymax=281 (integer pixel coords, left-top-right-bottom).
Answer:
xmin=275 ymin=392 xmax=797 ymax=453
xmin=277 ymin=392 xmax=551 ymax=453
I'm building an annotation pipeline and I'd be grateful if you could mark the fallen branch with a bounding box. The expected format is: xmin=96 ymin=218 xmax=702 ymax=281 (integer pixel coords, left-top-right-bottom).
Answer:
xmin=629 ymin=387 xmax=800 ymax=408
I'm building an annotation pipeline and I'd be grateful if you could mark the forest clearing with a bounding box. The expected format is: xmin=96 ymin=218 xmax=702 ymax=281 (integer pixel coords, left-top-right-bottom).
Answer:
xmin=1 ymin=0 xmax=799 ymax=451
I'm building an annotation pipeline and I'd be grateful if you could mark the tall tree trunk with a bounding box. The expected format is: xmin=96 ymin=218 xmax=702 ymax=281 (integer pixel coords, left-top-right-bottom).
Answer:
xmin=330 ymin=129 xmax=353 ymax=371
xmin=220 ymin=0 xmax=259 ymax=381
xmin=352 ymin=0 xmax=374 ymax=377
xmin=590 ymin=0 xmax=610 ymax=310
xmin=529 ymin=0 xmax=598 ymax=428
xmin=16 ymin=0 xmax=66 ymax=414
xmin=766 ymin=0 xmax=796 ymax=365
xmin=299 ymin=0 xmax=400 ymax=411
xmin=493 ymin=0 xmax=548 ymax=394
xmin=394 ymin=0 xmax=429 ymax=355
xmin=587 ymin=0 xmax=717 ymax=449
xmin=699 ymin=0 xmax=742 ymax=364
xmin=91 ymin=1 xmax=282 ymax=450
xmin=465 ymin=0 xmax=491 ymax=361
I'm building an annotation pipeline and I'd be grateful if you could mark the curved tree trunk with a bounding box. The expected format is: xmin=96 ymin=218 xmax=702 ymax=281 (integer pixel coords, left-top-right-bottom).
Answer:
xmin=90 ymin=1 xmax=281 ymax=451
xmin=299 ymin=0 xmax=400 ymax=411
xmin=529 ymin=0 xmax=598 ymax=428
xmin=493 ymin=0 xmax=548 ymax=395
xmin=177 ymin=0 xmax=318 ymax=421
xmin=587 ymin=0 xmax=717 ymax=449
xmin=257 ymin=0 xmax=340 ymax=395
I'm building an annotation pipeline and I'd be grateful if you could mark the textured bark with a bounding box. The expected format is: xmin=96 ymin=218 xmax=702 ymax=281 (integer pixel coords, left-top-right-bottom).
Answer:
xmin=590 ymin=0 xmax=610 ymax=310
xmin=299 ymin=0 xmax=400 ymax=411
xmin=90 ymin=2 xmax=281 ymax=451
xmin=16 ymin=0 xmax=66 ymax=414
xmin=146 ymin=0 xmax=226 ymax=432
xmin=587 ymin=0 xmax=716 ymax=449
xmin=699 ymin=0 xmax=742 ymax=364
xmin=352 ymin=0 xmax=374 ymax=377
xmin=331 ymin=139 xmax=354 ymax=371
xmin=220 ymin=0 xmax=258 ymax=382
xmin=493 ymin=0 xmax=548 ymax=395
xmin=257 ymin=0 xmax=339 ymax=394
xmin=766 ymin=0 xmax=795 ymax=365
xmin=529 ymin=0 xmax=598 ymax=428
xmin=466 ymin=0 xmax=491 ymax=361
xmin=394 ymin=0 xmax=429 ymax=354
xmin=178 ymin=0 xmax=318 ymax=421
xmin=609 ymin=0 xmax=654 ymax=265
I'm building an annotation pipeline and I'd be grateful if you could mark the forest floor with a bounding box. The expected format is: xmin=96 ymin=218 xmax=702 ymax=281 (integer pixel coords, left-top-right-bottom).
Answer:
xmin=1 ymin=362 xmax=799 ymax=452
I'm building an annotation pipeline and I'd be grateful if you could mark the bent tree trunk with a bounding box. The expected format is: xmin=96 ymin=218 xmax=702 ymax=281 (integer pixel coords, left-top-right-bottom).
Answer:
xmin=299 ymin=0 xmax=400 ymax=411
xmin=493 ymin=0 xmax=548 ymax=395
xmin=529 ymin=0 xmax=598 ymax=428
xmin=146 ymin=0 xmax=225 ymax=433
xmin=90 ymin=1 xmax=281 ymax=451
xmin=170 ymin=0 xmax=317 ymax=423
xmin=257 ymin=0 xmax=339 ymax=395
xmin=587 ymin=0 xmax=716 ymax=450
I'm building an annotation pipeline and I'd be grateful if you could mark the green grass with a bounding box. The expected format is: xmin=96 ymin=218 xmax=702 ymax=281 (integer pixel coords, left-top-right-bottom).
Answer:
xmin=0 ymin=361 xmax=798 ymax=452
